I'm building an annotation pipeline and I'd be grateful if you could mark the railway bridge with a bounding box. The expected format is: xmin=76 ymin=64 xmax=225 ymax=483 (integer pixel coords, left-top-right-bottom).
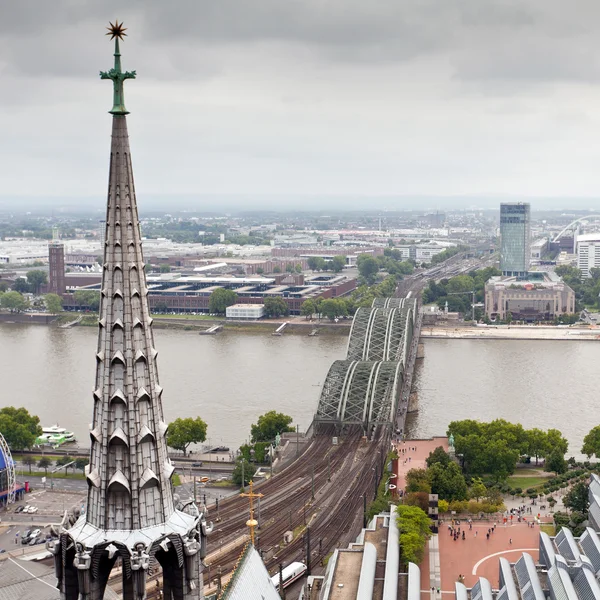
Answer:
xmin=313 ymin=295 xmax=421 ymax=436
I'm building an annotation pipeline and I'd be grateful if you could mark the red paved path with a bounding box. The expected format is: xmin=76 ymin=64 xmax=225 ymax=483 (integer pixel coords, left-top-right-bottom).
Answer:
xmin=420 ymin=521 xmax=539 ymax=593
xmin=394 ymin=437 xmax=449 ymax=491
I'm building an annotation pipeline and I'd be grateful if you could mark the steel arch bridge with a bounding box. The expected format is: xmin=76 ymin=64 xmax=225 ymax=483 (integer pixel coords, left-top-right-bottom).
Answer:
xmin=315 ymin=360 xmax=404 ymax=427
xmin=347 ymin=301 xmax=415 ymax=362
xmin=314 ymin=297 xmax=418 ymax=433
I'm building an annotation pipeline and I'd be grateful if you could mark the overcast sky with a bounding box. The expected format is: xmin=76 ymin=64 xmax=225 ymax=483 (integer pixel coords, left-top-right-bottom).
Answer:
xmin=2 ymin=0 xmax=600 ymax=211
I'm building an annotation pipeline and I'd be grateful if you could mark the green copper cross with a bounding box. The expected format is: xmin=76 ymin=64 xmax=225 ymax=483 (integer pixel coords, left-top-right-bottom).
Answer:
xmin=100 ymin=37 xmax=136 ymax=115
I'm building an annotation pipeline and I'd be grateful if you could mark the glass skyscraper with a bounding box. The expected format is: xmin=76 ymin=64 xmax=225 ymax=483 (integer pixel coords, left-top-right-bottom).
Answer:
xmin=500 ymin=202 xmax=530 ymax=277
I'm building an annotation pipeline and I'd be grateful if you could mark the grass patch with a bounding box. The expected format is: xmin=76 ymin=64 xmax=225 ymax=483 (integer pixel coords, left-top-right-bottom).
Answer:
xmin=540 ymin=524 xmax=556 ymax=536
xmin=172 ymin=473 xmax=182 ymax=487
xmin=506 ymin=476 xmax=549 ymax=489
xmin=513 ymin=468 xmax=550 ymax=476
xmin=20 ymin=470 xmax=85 ymax=479
xmin=210 ymin=480 xmax=234 ymax=488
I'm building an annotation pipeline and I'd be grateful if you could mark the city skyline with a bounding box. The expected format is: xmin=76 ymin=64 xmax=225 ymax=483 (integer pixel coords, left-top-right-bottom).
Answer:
xmin=3 ymin=1 xmax=600 ymax=209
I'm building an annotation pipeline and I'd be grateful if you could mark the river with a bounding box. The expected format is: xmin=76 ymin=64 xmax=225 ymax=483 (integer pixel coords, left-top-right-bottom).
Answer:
xmin=0 ymin=324 xmax=598 ymax=456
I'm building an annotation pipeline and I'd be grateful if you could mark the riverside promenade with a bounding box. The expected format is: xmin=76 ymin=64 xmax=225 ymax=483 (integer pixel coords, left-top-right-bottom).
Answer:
xmin=421 ymin=324 xmax=600 ymax=340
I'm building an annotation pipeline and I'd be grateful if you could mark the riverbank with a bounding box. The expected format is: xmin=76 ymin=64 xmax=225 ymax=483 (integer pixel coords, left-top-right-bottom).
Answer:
xmin=421 ymin=324 xmax=600 ymax=341
xmin=0 ymin=311 xmax=351 ymax=335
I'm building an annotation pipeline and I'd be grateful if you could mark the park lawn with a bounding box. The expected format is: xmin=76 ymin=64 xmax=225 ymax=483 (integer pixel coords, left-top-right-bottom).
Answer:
xmin=21 ymin=470 xmax=85 ymax=479
xmin=512 ymin=468 xmax=550 ymax=476
xmin=507 ymin=476 xmax=549 ymax=489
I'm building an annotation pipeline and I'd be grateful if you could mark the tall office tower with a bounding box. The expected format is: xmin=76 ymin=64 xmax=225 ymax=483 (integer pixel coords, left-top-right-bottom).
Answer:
xmin=48 ymin=241 xmax=66 ymax=295
xmin=49 ymin=23 xmax=210 ymax=600
xmin=500 ymin=202 xmax=531 ymax=277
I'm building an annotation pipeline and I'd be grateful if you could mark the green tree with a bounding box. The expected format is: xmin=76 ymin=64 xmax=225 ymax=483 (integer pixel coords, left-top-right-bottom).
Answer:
xmin=285 ymin=263 xmax=294 ymax=273
xmin=320 ymin=299 xmax=347 ymax=320
xmin=263 ymin=297 xmax=289 ymax=318
xmin=208 ymin=288 xmax=238 ymax=314
xmin=75 ymin=458 xmax=90 ymax=473
xmin=0 ymin=407 xmax=42 ymax=451
xmin=526 ymin=428 xmax=549 ymax=465
xmin=485 ymin=439 xmax=519 ymax=482
xmin=582 ymin=425 xmax=600 ymax=459
xmin=37 ymin=457 xmax=52 ymax=474
xmin=55 ymin=455 xmax=73 ymax=474
xmin=273 ymin=266 xmax=282 ymax=274
xmin=300 ymin=299 xmax=316 ymax=319
xmin=564 ymin=482 xmax=589 ymax=514
xmin=469 ymin=478 xmax=487 ymax=501
xmin=250 ymin=411 xmax=294 ymax=443
xmin=405 ymin=468 xmax=431 ymax=493
xmin=547 ymin=429 xmax=568 ymax=455
xmin=307 ymin=257 xmax=326 ymax=271
xmin=167 ymin=417 xmax=208 ymax=455
xmin=159 ymin=263 xmax=171 ymax=273
xmin=23 ymin=456 xmax=35 ymax=473
xmin=357 ymin=255 xmax=379 ymax=284
xmin=295 ymin=264 xmax=303 ymax=273
xmin=1 ymin=291 xmax=29 ymax=312
xmin=73 ymin=290 xmax=101 ymax=311
xmin=331 ymin=255 xmax=346 ymax=273
xmin=0 ymin=281 xmax=8 ymax=292
xmin=26 ymin=270 xmax=48 ymax=294
xmin=44 ymin=293 xmax=63 ymax=314
xmin=12 ymin=278 xmax=30 ymax=293
xmin=426 ymin=446 xmax=450 ymax=468
xmin=232 ymin=456 xmax=252 ymax=487
xmin=546 ymin=448 xmax=568 ymax=475
xmin=429 ymin=462 xmax=468 ymax=501
xmin=396 ymin=504 xmax=431 ymax=564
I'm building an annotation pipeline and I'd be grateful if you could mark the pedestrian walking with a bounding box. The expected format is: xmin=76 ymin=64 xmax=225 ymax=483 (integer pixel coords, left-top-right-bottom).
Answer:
xmin=509 ymin=538 xmax=513 ymax=544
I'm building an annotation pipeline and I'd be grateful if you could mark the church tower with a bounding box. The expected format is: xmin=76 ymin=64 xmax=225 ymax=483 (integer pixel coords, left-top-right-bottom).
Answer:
xmin=49 ymin=23 xmax=210 ymax=600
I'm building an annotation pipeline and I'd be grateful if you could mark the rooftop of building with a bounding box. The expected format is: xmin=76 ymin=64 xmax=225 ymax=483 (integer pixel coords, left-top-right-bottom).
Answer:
xmin=487 ymin=271 xmax=569 ymax=289
xmin=577 ymin=233 xmax=600 ymax=243
xmin=301 ymin=506 xmax=400 ymax=600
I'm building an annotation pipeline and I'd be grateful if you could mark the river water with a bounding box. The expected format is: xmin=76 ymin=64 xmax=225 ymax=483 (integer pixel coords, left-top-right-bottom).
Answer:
xmin=0 ymin=324 xmax=598 ymax=456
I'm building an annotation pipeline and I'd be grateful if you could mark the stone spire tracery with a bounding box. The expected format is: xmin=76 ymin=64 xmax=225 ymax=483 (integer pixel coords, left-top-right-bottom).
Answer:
xmin=49 ymin=23 xmax=210 ymax=600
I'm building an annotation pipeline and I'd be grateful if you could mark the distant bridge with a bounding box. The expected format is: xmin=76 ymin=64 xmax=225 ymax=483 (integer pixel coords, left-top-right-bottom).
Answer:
xmin=552 ymin=215 xmax=600 ymax=243
xmin=313 ymin=296 xmax=419 ymax=436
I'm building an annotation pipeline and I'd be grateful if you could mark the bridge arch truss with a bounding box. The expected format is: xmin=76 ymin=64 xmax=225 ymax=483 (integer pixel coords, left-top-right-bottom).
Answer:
xmin=315 ymin=360 xmax=403 ymax=429
xmin=347 ymin=302 xmax=415 ymax=362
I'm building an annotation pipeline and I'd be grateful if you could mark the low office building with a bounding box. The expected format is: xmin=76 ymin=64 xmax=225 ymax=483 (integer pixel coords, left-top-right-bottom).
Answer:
xmin=63 ymin=273 xmax=356 ymax=315
xmin=226 ymin=304 xmax=265 ymax=319
xmin=484 ymin=272 xmax=575 ymax=321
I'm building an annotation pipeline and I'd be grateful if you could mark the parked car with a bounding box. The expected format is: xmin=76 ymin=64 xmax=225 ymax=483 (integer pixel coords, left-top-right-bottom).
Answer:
xmin=192 ymin=462 xmax=203 ymax=467
xmin=28 ymin=506 xmax=38 ymax=513
xmin=30 ymin=528 xmax=41 ymax=539
xmin=28 ymin=537 xmax=39 ymax=546
xmin=14 ymin=505 xmax=24 ymax=513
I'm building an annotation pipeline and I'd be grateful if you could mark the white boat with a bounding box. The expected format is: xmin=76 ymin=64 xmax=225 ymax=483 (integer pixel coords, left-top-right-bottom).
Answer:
xmin=42 ymin=425 xmax=76 ymax=443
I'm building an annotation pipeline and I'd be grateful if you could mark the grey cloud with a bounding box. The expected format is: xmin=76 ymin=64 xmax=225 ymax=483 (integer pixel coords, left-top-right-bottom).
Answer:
xmin=3 ymin=0 xmax=600 ymax=85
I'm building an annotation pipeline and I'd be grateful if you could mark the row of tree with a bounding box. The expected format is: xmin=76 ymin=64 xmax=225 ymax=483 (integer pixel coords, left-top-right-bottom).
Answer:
xmin=556 ymin=265 xmax=600 ymax=311
xmin=21 ymin=455 xmax=89 ymax=475
xmin=0 ymin=291 xmax=63 ymax=314
xmin=307 ymin=255 xmax=346 ymax=273
xmin=0 ymin=269 xmax=48 ymax=295
xmin=422 ymin=267 xmax=501 ymax=317
xmin=447 ymin=419 xmax=569 ymax=481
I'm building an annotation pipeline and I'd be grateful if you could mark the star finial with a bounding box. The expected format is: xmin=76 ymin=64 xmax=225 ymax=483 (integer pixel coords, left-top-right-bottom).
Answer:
xmin=106 ymin=20 xmax=127 ymax=41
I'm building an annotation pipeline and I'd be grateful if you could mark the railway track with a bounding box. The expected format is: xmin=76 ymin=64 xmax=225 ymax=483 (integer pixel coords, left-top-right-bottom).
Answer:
xmin=201 ymin=430 xmax=389 ymax=589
